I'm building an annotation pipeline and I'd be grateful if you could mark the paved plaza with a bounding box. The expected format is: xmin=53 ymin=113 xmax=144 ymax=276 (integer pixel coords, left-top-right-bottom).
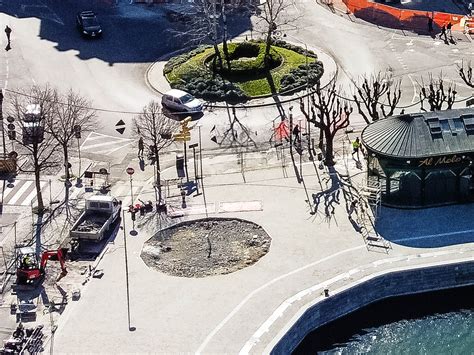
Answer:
xmin=0 ymin=0 xmax=473 ymax=352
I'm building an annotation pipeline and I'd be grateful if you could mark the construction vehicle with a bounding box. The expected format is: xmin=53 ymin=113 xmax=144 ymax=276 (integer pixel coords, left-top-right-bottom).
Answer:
xmin=69 ymin=195 xmax=121 ymax=242
xmin=16 ymin=247 xmax=68 ymax=285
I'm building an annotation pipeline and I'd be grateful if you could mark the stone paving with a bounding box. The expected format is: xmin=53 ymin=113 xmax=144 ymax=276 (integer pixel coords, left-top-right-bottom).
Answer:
xmin=47 ymin=140 xmax=474 ymax=353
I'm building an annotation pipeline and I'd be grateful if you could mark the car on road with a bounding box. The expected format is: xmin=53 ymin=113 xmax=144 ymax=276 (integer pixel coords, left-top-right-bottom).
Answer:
xmin=161 ymin=89 xmax=203 ymax=113
xmin=76 ymin=11 xmax=102 ymax=38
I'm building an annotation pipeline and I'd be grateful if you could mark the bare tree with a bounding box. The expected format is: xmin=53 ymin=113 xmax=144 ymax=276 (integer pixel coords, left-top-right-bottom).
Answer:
xmin=45 ymin=89 xmax=97 ymax=213
xmin=458 ymin=60 xmax=474 ymax=88
xmin=6 ymin=85 xmax=60 ymax=214
xmin=255 ymin=0 xmax=299 ymax=67
xmin=167 ymin=0 xmax=225 ymax=71
xmin=419 ymin=74 xmax=457 ymax=111
xmin=133 ymin=101 xmax=179 ymax=204
xmin=300 ymin=82 xmax=353 ymax=166
xmin=353 ymin=72 xmax=402 ymax=123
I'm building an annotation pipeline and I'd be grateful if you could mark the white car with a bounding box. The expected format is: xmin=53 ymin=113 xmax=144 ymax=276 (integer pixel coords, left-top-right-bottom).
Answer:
xmin=161 ymin=89 xmax=203 ymax=113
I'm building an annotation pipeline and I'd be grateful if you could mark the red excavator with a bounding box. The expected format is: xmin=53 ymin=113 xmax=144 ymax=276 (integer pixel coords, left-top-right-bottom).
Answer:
xmin=16 ymin=247 xmax=68 ymax=285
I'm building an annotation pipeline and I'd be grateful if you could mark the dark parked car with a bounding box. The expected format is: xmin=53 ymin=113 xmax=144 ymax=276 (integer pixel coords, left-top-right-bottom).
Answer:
xmin=76 ymin=11 xmax=102 ymax=38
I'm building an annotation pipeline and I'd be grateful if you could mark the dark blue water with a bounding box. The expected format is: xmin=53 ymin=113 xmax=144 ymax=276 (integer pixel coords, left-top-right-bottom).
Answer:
xmin=294 ymin=286 xmax=474 ymax=354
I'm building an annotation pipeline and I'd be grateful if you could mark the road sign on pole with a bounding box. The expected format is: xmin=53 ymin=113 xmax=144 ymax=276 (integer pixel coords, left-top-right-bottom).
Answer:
xmin=116 ymin=119 xmax=126 ymax=135
xmin=173 ymin=133 xmax=191 ymax=142
xmin=126 ymin=167 xmax=135 ymax=175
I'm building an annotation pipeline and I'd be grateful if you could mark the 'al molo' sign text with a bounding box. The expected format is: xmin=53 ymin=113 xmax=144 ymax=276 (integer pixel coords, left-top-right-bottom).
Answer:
xmin=417 ymin=155 xmax=463 ymax=167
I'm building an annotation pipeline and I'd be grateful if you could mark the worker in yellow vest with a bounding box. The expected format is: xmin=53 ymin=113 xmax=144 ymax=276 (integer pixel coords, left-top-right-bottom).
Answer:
xmin=352 ymin=137 xmax=361 ymax=160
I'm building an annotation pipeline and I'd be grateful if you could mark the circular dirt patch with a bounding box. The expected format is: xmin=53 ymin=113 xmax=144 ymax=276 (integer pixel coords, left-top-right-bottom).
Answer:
xmin=141 ymin=219 xmax=271 ymax=278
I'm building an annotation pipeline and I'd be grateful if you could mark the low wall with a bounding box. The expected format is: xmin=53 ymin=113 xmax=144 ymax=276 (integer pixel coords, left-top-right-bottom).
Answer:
xmin=343 ymin=0 xmax=465 ymax=32
xmin=271 ymin=260 xmax=474 ymax=354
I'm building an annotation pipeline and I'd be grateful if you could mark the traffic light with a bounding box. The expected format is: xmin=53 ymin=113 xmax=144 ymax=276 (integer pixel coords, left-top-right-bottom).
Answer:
xmin=7 ymin=117 xmax=15 ymax=141
xmin=74 ymin=125 xmax=81 ymax=139
xmin=7 ymin=124 xmax=16 ymax=140
xmin=22 ymin=105 xmax=44 ymax=145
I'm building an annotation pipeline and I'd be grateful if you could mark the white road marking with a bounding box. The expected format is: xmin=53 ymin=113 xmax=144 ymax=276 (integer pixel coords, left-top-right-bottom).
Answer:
xmin=241 ymin=247 xmax=474 ymax=353
xmin=407 ymin=74 xmax=417 ymax=104
xmin=81 ymin=141 xmax=126 ymax=150
xmin=21 ymin=181 xmax=47 ymax=205
xmin=2 ymin=185 xmax=15 ymax=200
xmin=7 ymin=181 xmax=33 ymax=205
xmin=105 ymin=141 xmax=134 ymax=155
xmin=195 ymin=244 xmax=367 ymax=354
xmin=81 ymin=132 xmax=133 ymax=154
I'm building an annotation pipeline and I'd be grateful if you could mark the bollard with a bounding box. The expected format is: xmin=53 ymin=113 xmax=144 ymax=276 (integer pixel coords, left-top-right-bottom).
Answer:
xmin=181 ymin=189 xmax=186 ymax=208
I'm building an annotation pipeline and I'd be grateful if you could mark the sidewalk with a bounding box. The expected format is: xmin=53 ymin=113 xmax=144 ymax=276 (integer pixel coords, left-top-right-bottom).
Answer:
xmin=50 ymin=136 xmax=474 ymax=354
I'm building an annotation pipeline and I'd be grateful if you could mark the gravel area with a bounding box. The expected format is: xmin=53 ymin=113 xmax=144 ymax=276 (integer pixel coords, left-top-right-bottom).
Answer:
xmin=141 ymin=219 xmax=271 ymax=278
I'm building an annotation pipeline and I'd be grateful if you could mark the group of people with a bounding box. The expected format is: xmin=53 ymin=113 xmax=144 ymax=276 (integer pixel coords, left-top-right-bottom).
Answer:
xmin=427 ymin=18 xmax=454 ymax=41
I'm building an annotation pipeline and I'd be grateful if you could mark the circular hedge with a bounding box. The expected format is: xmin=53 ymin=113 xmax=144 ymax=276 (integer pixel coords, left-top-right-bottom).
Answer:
xmin=209 ymin=41 xmax=282 ymax=77
xmin=164 ymin=40 xmax=324 ymax=103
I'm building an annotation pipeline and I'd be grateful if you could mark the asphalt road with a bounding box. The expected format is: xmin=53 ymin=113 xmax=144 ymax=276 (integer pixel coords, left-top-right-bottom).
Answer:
xmin=1 ymin=0 xmax=473 ymax=146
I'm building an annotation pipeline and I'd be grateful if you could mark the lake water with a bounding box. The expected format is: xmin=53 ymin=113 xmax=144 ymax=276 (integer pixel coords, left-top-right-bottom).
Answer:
xmin=294 ymin=285 xmax=474 ymax=354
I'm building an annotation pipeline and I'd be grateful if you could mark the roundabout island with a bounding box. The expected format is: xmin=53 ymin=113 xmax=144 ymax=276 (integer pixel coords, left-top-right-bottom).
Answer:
xmin=163 ymin=40 xmax=324 ymax=103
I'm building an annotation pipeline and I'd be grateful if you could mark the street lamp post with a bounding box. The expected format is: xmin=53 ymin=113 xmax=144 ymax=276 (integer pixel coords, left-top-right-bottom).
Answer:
xmin=197 ymin=124 xmax=203 ymax=184
xmin=0 ymin=90 xmax=6 ymax=155
xmin=126 ymin=167 xmax=135 ymax=231
xmin=121 ymin=208 xmax=135 ymax=332
xmin=189 ymin=143 xmax=199 ymax=195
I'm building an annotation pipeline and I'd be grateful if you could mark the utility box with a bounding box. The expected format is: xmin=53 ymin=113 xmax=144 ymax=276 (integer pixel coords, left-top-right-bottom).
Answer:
xmin=176 ymin=154 xmax=185 ymax=178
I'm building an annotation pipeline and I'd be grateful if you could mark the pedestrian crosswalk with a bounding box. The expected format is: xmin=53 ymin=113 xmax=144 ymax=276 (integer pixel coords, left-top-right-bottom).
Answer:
xmin=81 ymin=132 xmax=134 ymax=156
xmin=2 ymin=180 xmax=48 ymax=206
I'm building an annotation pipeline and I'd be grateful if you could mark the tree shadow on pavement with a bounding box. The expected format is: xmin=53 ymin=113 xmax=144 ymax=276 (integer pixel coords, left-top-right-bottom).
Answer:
xmin=312 ymin=166 xmax=341 ymax=221
xmin=2 ymin=0 xmax=253 ymax=65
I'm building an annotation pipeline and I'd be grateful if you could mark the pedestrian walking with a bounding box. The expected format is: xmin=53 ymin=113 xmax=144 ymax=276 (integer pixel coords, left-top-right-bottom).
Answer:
xmin=4 ymin=25 xmax=11 ymax=43
xmin=292 ymin=124 xmax=300 ymax=145
xmin=352 ymin=137 xmax=361 ymax=160
xmin=446 ymin=22 xmax=452 ymax=37
xmin=428 ymin=17 xmax=433 ymax=32
xmin=138 ymin=137 xmax=144 ymax=157
xmin=440 ymin=25 xmax=446 ymax=40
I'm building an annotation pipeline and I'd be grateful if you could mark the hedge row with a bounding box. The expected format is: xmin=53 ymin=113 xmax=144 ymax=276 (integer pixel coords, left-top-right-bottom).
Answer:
xmin=280 ymin=61 xmax=324 ymax=94
xmin=211 ymin=41 xmax=282 ymax=76
xmin=174 ymin=75 xmax=249 ymax=103
xmin=271 ymin=39 xmax=318 ymax=58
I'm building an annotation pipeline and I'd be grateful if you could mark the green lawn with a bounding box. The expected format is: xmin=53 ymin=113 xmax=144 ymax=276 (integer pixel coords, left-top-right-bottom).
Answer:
xmin=166 ymin=44 xmax=316 ymax=97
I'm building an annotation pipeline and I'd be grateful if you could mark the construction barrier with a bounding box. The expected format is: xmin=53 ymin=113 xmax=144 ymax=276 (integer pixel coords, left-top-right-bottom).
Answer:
xmin=343 ymin=0 xmax=465 ymax=33
xmin=462 ymin=16 xmax=474 ymax=34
